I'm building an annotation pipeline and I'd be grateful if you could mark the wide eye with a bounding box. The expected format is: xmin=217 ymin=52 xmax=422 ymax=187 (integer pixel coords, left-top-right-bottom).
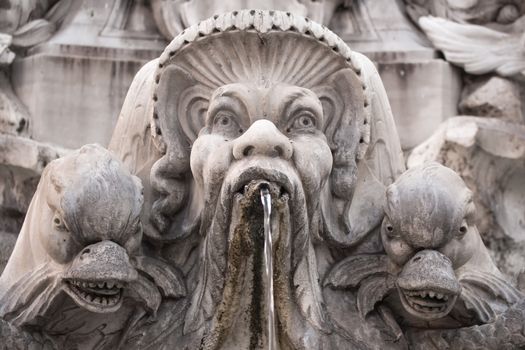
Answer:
xmin=211 ymin=112 xmax=243 ymax=137
xmin=289 ymin=112 xmax=317 ymax=132
xmin=53 ymin=214 xmax=68 ymax=232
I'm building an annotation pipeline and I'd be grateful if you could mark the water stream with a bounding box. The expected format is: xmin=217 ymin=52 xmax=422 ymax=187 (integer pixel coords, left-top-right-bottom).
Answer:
xmin=260 ymin=186 xmax=277 ymax=350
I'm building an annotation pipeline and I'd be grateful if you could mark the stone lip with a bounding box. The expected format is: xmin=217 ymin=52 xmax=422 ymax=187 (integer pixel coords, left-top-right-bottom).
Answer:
xmin=230 ymin=167 xmax=293 ymax=200
xmin=397 ymin=250 xmax=461 ymax=320
xmin=61 ymin=241 xmax=138 ymax=314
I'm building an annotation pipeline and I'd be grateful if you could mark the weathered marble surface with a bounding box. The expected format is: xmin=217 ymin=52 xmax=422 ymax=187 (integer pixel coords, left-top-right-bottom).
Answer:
xmin=109 ymin=9 xmax=406 ymax=349
xmin=408 ymin=117 xmax=525 ymax=286
xmin=1 ymin=6 xmax=525 ymax=350
xmin=3 ymin=0 xmax=460 ymax=151
xmin=0 ymin=144 xmax=185 ymax=348
xmin=404 ymin=0 xmax=525 ymax=290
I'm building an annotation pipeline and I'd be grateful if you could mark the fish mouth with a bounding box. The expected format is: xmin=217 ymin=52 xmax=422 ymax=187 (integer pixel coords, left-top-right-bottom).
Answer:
xmin=398 ymin=286 xmax=459 ymax=320
xmin=63 ymin=278 xmax=125 ymax=313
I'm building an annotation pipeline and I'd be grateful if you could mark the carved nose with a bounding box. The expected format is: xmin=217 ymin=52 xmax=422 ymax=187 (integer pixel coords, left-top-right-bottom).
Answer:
xmin=233 ymin=120 xmax=293 ymax=160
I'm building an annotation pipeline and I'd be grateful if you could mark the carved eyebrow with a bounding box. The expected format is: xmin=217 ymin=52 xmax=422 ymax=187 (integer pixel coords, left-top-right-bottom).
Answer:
xmin=280 ymin=90 xmax=324 ymax=125
xmin=206 ymin=90 xmax=250 ymax=126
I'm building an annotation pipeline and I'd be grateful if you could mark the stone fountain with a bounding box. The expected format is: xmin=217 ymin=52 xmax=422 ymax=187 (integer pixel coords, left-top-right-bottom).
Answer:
xmin=1 ymin=9 xmax=524 ymax=350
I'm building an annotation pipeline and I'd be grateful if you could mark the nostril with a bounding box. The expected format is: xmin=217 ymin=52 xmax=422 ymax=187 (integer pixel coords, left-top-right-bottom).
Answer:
xmin=274 ymin=145 xmax=283 ymax=157
xmin=82 ymin=248 xmax=91 ymax=255
xmin=243 ymin=145 xmax=254 ymax=157
xmin=412 ymin=256 xmax=422 ymax=263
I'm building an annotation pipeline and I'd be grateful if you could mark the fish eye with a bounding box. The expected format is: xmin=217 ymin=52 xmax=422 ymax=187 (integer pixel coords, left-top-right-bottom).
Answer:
xmin=382 ymin=217 xmax=398 ymax=239
xmin=458 ymin=219 xmax=468 ymax=237
xmin=53 ymin=214 xmax=69 ymax=232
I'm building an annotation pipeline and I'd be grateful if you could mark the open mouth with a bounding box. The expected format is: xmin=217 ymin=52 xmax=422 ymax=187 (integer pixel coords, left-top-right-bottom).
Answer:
xmin=64 ymin=279 xmax=125 ymax=313
xmin=232 ymin=168 xmax=293 ymax=200
xmin=398 ymin=287 xmax=458 ymax=319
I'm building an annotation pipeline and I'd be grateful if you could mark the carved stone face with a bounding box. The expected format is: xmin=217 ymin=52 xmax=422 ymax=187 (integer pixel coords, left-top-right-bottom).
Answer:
xmin=0 ymin=145 xmax=145 ymax=324
xmin=127 ymin=10 xmax=404 ymax=347
xmin=43 ymin=147 xmax=143 ymax=313
xmin=381 ymin=163 xmax=521 ymax=324
xmin=183 ymin=82 xmax=335 ymax=346
xmin=190 ymin=82 xmax=333 ymax=212
xmin=381 ymin=164 xmax=476 ymax=321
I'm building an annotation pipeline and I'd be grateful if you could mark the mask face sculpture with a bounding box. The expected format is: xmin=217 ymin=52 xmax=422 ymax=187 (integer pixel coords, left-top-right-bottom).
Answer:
xmin=0 ymin=144 xmax=185 ymax=346
xmin=108 ymin=9 xmax=405 ymax=350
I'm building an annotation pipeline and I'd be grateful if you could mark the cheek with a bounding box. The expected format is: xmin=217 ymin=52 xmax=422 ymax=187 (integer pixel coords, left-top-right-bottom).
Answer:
xmin=42 ymin=230 xmax=78 ymax=264
xmin=190 ymin=134 xmax=232 ymax=187
xmin=439 ymin=230 xmax=476 ymax=269
xmin=382 ymin=232 xmax=414 ymax=266
xmin=292 ymin=134 xmax=333 ymax=190
xmin=39 ymin=211 xmax=78 ymax=264
xmin=124 ymin=228 xmax=143 ymax=255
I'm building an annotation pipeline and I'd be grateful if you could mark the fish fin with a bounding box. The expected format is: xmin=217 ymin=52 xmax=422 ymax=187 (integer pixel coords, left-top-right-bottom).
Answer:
xmin=133 ymin=256 xmax=186 ymax=298
xmin=130 ymin=274 xmax=162 ymax=316
xmin=324 ymin=254 xmax=389 ymax=289
xmin=357 ymin=275 xmax=395 ymax=318
xmin=459 ymin=270 xmax=523 ymax=306
xmin=460 ymin=283 xmax=496 ymax=323
xmin=0 ymin=263 xmax=62 ymax=327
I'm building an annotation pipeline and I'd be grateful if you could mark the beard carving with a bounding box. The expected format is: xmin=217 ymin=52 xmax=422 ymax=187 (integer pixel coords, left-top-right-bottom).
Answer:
xmin=326 ymin=162 xmax=522 ymax=329
xmin=0 ymin=145 xmax=185 ymax=346
xmin=182 ymin=86 xmax=334 ymax=349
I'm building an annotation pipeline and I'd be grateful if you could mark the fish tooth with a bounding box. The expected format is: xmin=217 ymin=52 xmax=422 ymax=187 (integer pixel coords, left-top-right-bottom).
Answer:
xmin=443 ymin=295 xmax=449 ymax=301
xmin=107 ymin=281 xmax=115 ymax=289
xmin=89 ymin=282 xmax=96 ymax=288
xmin=116 ymin=283 xmax=123 ymax=289
xmin=437 ymin=293 xmax=443 ymax=299
xmin=97 ymin=282 xmax=105 ymax=289
xmin=419 ymin=291 xmax=426 ymax=298
xmin=429 ymin=291 xmax=435 ymax=298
